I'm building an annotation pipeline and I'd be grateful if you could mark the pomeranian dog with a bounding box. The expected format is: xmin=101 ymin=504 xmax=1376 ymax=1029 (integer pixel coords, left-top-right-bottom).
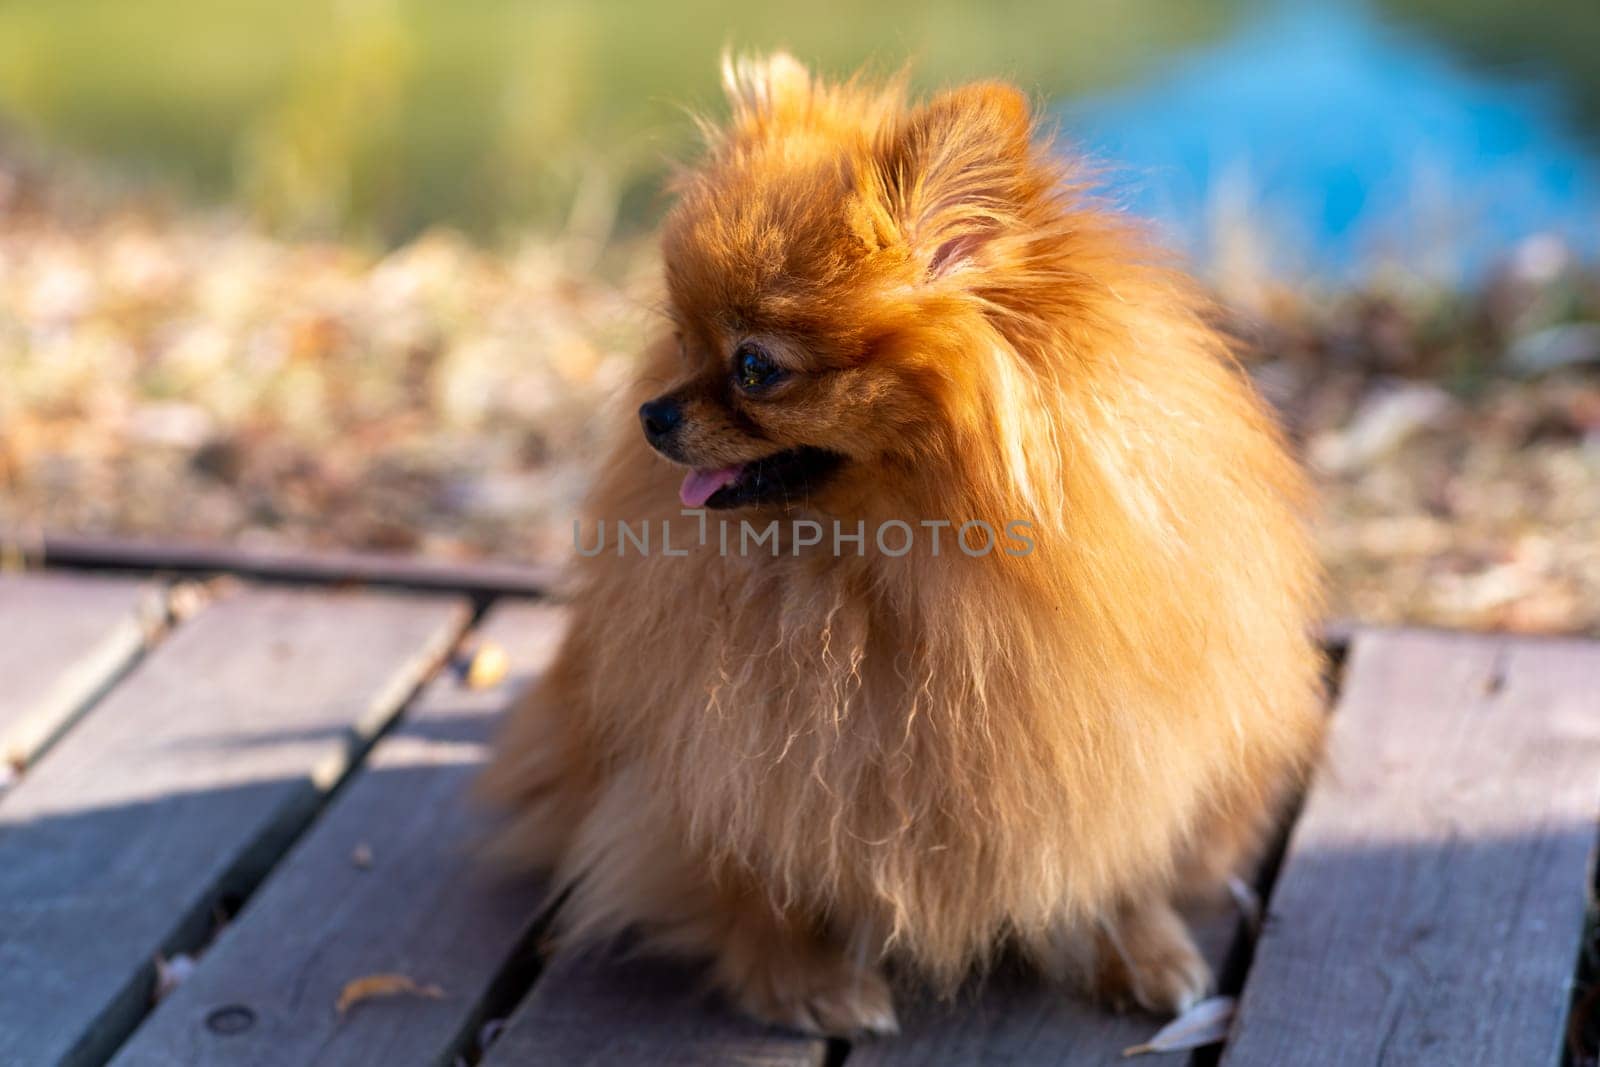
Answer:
xmin=482 ymin=54 xmax=1324 ymax=1036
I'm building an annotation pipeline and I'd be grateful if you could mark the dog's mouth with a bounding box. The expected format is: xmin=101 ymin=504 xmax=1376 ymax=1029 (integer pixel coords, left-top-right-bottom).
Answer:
xmin=678 ymin=447 xmax=846 ymax=509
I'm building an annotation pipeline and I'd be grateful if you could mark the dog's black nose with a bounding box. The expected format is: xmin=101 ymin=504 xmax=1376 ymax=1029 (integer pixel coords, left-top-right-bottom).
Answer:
xmin=639 ymin=397 xmax=682 ymax=443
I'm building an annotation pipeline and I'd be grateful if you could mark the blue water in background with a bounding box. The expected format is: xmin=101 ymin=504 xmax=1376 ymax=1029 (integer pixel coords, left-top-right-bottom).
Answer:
xmin=1060 ymin=2 xmax=1600 ymax=282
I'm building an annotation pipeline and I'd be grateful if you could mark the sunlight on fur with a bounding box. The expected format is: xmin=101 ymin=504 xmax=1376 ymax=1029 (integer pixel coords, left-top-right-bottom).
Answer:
xmin=480 ymin=52 xmax=1326 ymax=1037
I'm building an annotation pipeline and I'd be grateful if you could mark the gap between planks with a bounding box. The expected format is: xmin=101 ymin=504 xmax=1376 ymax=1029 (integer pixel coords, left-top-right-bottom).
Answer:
xmin=0 ymin=572 xmax=173 ymax=786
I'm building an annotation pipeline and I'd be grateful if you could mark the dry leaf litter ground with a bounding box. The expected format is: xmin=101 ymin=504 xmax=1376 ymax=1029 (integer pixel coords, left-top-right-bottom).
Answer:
xmin=3 ymin=159 xmax=1599 ymax=636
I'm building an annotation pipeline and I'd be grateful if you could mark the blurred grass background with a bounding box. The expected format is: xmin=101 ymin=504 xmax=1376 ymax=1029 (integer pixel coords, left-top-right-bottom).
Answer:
xmin=4 ymin=0 xmax=1597 ymax=247
xmin=0 ymin=0 xmax=1244 ymax=242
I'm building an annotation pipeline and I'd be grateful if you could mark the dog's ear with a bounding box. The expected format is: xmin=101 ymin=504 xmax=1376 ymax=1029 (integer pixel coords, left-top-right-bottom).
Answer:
xmin=720 ymin=51 xmax=814 ymax=135
xmin=876 ymin=84 xmax=1034 ymax=281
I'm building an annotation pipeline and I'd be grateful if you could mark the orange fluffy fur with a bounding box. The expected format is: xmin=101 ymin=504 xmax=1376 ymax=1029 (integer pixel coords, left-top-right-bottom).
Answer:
xmin=482 ymin=54 xmax=1325 ymax=1035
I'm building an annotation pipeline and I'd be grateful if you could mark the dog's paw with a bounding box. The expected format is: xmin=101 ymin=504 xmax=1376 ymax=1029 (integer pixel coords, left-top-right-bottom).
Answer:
xmin=1092 ymin=901 xmax=1212 ymax=1016
xmin=734 ymin=958 xmax=899 ymax=1038
xmin=1103 ymin=942 xmax=1210 ymax=1016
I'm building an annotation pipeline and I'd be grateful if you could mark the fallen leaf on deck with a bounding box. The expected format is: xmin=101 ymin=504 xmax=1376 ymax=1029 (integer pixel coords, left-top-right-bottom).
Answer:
xmin=336 ymin=974 xmax=445 ymax=1015
xmin=153 ymin=953 xmax=197 ymax=1002
xmin=166 ymin=581 xmax=216 ymax=623
xmin=1122 ymin=995 xmax=1235 ymax=1057
xmin=463 ymin=642 xmax=509 ymax=689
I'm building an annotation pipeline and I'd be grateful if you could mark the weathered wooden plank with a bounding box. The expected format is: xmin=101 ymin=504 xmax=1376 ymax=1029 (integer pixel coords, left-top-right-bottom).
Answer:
xmin=0 ymin=585 xmax=468 ymax=1067
xmin=849 ymin=903 xmax=1243 ymax=1065
xmin=1223 ymin=630 xmax=1600 ymax=1067
xmin=0 ymin=572 xmax=164 ymax=773
xmin=109 ymin=602 xmax=564 ymax=1067
xmin=482 ymin=945 xmax=827 ymax=1067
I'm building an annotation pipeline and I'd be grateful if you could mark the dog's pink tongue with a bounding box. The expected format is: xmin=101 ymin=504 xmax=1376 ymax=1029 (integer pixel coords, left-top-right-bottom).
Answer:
xmin=679 ymin=465 xmax=742 ymax=507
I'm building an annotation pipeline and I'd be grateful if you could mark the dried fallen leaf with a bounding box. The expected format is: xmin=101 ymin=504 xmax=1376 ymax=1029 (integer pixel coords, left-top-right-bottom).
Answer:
xmin=463 ymin=642 xmax=509 ymax=689
xmin=1122 ymin=995 xmax=1235 ymax=1057
xmin=153 ymin=953 xmax=197 ymax=1002
xmin=166 ymin=579 xmax=219 ymax=623
xmin=336 ymin=974 xmax=445 ymax=1016
xmin=351 ymin=842 xmax=374 ymax=870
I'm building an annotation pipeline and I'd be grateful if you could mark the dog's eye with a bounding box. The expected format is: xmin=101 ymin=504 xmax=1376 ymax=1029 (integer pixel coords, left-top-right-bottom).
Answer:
xmin=734 ymin=342 xmax=786 ymax=393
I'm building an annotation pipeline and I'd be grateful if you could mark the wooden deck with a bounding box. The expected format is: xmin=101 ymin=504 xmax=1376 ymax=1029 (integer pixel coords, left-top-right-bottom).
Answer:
xmin=1 ymin=560 xmax=1596 ymax=1066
